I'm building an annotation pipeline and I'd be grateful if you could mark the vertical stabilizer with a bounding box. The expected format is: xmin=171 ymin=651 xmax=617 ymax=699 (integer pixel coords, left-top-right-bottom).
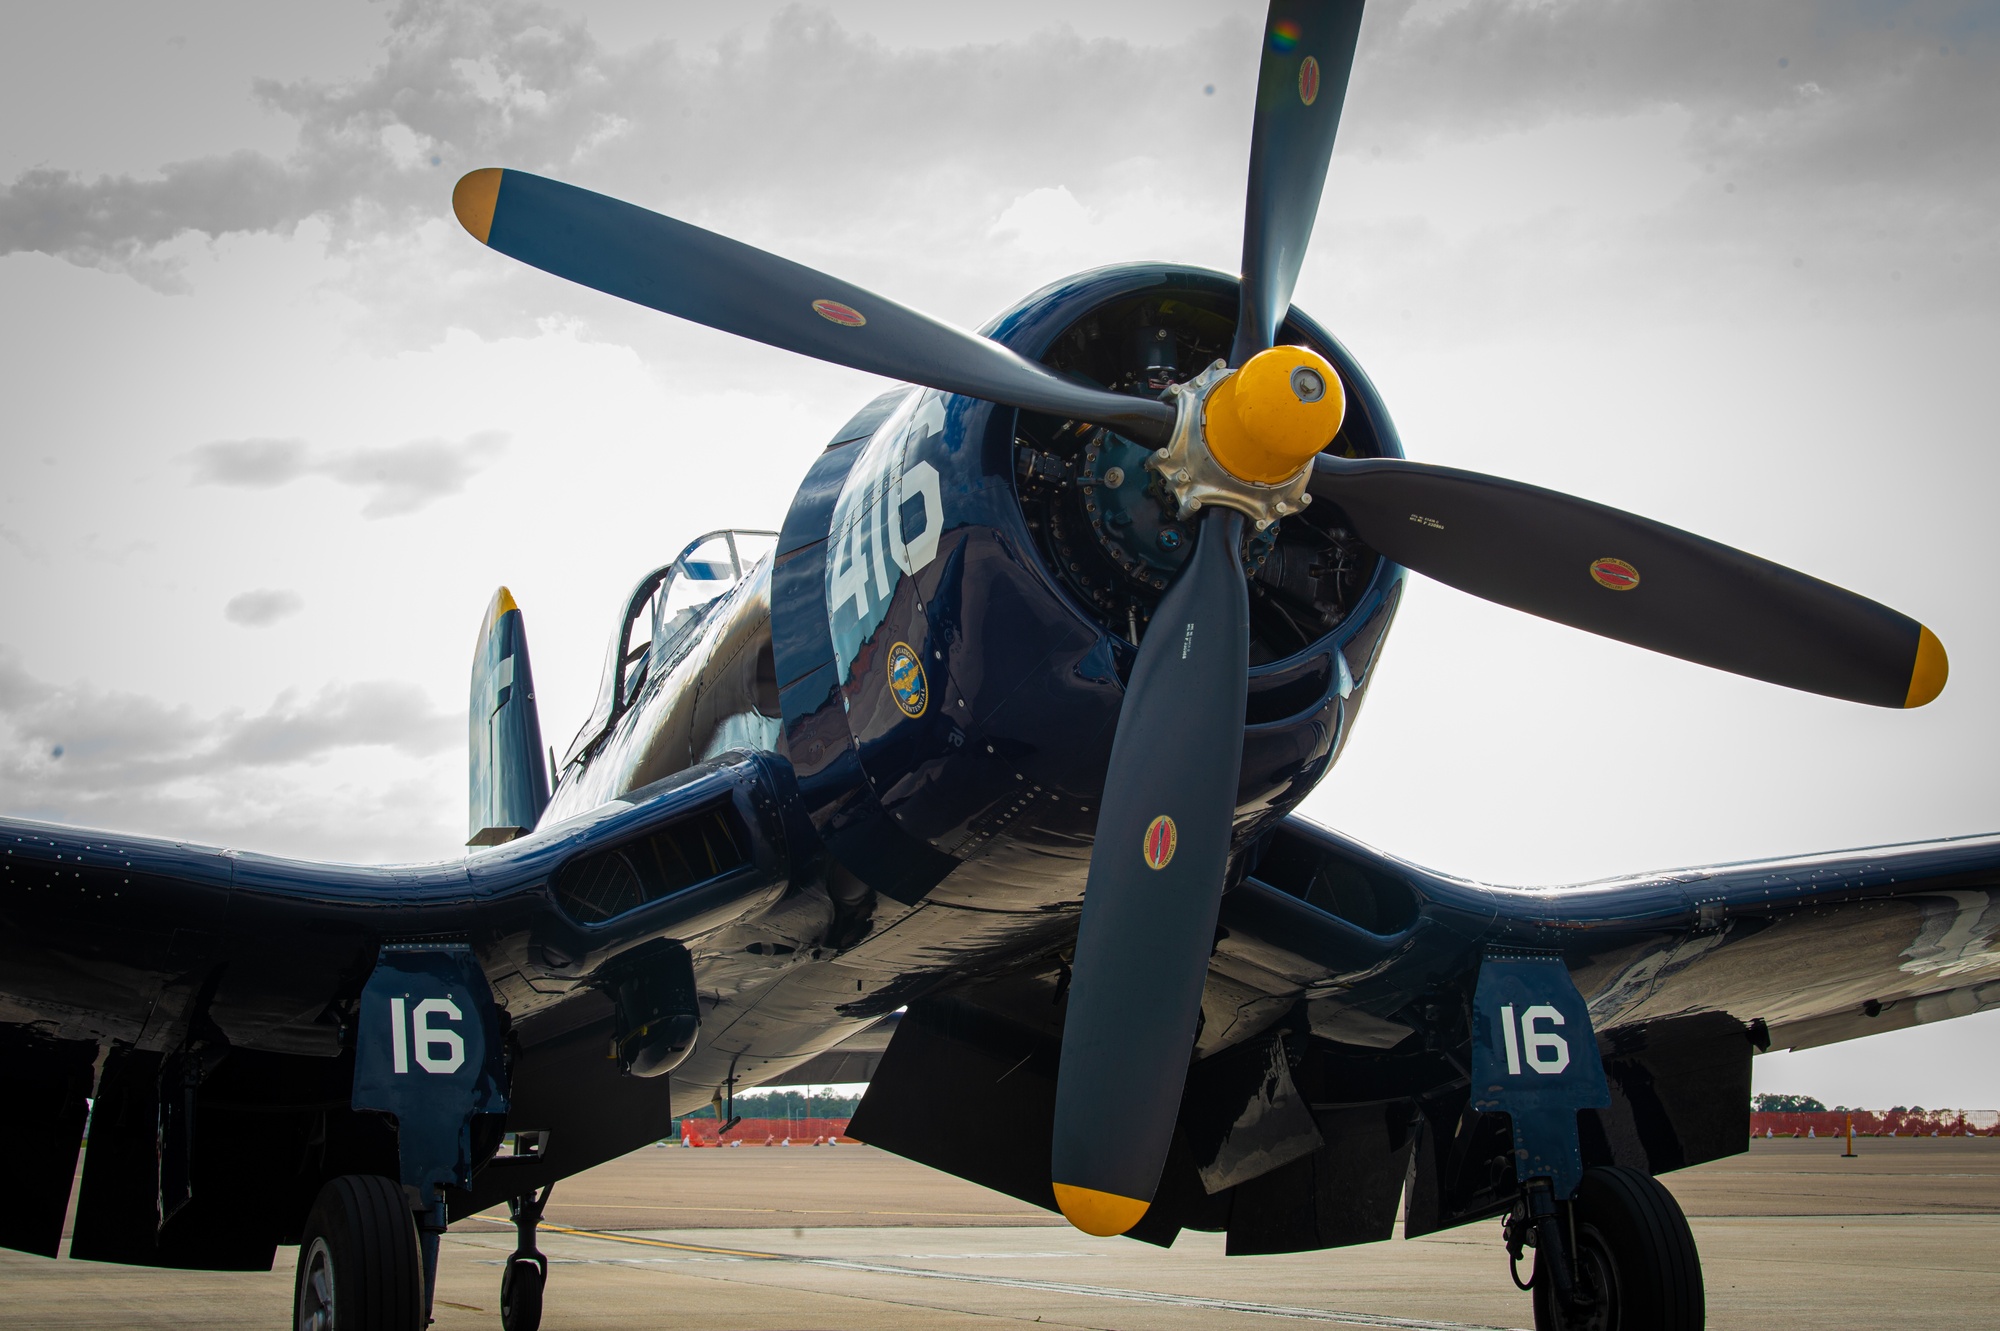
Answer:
xmin=468 ymin=587 xmax=550 ymax=846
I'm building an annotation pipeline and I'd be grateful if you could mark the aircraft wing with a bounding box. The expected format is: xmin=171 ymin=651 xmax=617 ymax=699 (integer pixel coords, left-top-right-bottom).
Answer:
xmin=846 ymin=813 xmax=2000 ymax=1255
xmin=1225 ymin=815 xmax=2000 ymax=1058
xmin=764 ymin=1012 xmax=901 ymax=1087
xmin=0 ymin=751 xmax=798 ymax=1262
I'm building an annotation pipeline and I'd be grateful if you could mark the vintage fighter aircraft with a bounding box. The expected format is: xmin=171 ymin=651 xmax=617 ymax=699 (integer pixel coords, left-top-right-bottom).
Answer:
xmin=3 ymin=3 xmax=1992 ymax=1329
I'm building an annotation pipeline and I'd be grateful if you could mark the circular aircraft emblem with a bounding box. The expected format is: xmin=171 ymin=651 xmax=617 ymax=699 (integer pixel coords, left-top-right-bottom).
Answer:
xmin=812 ymin=299 xmax=867 ymax=327
xmin=1142 ymin=815 xmax=1178 ymax=871
xmin=1590 ymin=557 xmax=1641 ymax=591
xmin=1299 ymin=56 xmax=1320 ymax=106
xmin=886 ymin=641 xmax=928 ymax=718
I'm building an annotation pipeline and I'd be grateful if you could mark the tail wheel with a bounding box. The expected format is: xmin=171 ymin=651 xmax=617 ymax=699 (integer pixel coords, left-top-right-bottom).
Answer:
xmin=1533 ymin=1166 xmax=1704 ymax=1331
xmin=501 ymin=1253 xmax=546 ymax=1331
xmin=293 ymin=1175 xmax=424 ymax=1331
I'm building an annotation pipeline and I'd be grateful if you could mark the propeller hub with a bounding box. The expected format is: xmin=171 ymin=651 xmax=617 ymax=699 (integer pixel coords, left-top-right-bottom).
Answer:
xmin=1205 ymin=346 xmax=1347 ymax=484
xmin=1143 ymin=357 xmax=1329 ymax=531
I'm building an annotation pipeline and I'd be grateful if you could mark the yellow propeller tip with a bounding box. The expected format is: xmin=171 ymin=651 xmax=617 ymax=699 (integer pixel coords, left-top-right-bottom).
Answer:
xmin=1053 ymin=1183 xmax=1149 ymax=1237
xmin=453 ymin=168 xmax=503 ymax=245
xmin=1904 ymin=625 xmax=1948 ymax=708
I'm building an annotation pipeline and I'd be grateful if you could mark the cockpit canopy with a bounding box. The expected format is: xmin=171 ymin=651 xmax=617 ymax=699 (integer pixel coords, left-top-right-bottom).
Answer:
xmin=563 ymin=530 xmax=778 ymax=768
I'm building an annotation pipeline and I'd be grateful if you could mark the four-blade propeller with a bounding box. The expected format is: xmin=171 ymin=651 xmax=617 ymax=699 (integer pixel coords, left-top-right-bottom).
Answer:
xmin=451 ymin=0 xmax=1945 ymax=1241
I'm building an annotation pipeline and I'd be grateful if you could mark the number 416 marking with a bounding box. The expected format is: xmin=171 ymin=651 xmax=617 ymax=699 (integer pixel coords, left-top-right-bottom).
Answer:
xmin=388 ymin=996 xmax=466 ymax=1075
xmin=1498 ymin=1003 xmax=1571 ymax=1075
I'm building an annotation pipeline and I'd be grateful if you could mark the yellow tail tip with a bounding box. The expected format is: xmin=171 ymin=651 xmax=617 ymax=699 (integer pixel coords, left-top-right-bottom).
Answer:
xmin=453 ymin=168 xmax=503 ymax=244
xmin=1204 ymin=345 xmax=1346 ymax=485
xmin=480 ymin=585 xmax=520 ymax=638
xmin=1053 ymin=1182 xmax=1149 ymax=1237
xmin=1904 ymin=625 xmax=1948 ymax=708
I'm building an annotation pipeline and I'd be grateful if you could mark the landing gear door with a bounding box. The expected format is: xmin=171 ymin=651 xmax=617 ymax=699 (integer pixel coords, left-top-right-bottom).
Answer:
xmin=352 ymin=943 xmax=511 ymax=1214
xmin=1470 ymin=949 xmax=1611 ymax=1199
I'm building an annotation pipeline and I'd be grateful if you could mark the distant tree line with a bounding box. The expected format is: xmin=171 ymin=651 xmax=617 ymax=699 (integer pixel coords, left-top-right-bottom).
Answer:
xmin=1751 ymin=1094 xmax=1937 ymax=1114
xmin=680 ymin=1089 xmax=862 ymax=1120
xmin=1751 ymin=1093 xmax=1826 ymax=1112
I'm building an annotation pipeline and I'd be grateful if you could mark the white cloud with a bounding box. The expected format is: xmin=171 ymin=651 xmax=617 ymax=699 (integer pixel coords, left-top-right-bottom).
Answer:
xmin=190 ymin=438 xmax=314 ymax=488
xmin=188 ymin=429 xmax=507 ymax=517
xmin=0 ymin=650 xmax=458 ymax=861
xmin=988 ymin=186 xmax=1093 ymax=249
xmin=224 ymin=588 xmax=305 ymax=627
xmin=0 ymin=1 xmax=1987 ymax=313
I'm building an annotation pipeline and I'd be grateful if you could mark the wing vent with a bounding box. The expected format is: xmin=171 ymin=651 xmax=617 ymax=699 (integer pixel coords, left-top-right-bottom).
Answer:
xmin=1249 ymin=831 xmax=1419 ymax=937
xmin=552 ymin=803 xmax=750 ymax=925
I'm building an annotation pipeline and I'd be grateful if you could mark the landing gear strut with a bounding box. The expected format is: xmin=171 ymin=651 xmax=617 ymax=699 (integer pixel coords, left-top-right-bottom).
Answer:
xmin=500 ymin=1185 xmax=553 ymax=1331
xmin=1513 ymin=1166 xmax=1705 ymax=1331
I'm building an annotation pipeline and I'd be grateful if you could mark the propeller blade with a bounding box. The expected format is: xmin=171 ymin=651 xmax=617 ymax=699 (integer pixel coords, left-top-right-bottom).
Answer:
xmin=1052 ymin=507 xmax=1250 ymax=1237
xmin=1230 ymin=0 xmax=1366 ymax=366
xmin=1308 ymin=454 xmax=1948 ymax=708
xmin=452 ymin=168 xmax=1176 ymax=446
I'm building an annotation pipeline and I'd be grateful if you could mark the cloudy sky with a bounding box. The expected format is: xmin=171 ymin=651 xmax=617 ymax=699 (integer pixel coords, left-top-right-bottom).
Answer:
xmin=2 ymin=0 xmax=1996 ymax=1105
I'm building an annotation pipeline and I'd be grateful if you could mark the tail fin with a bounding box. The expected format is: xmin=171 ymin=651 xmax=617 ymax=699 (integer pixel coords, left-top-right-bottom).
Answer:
xmin=468 ymin=587 xmax=551 ymax=846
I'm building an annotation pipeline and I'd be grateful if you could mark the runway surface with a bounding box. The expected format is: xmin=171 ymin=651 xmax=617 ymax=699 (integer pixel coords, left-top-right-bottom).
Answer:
xmin=7 ymin=1137 xmax=1996 ymax=1329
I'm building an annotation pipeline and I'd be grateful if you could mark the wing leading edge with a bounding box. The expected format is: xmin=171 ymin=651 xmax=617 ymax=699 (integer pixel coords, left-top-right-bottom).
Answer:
xmin=1228 ymin=816 xmax=2000 ymax=1060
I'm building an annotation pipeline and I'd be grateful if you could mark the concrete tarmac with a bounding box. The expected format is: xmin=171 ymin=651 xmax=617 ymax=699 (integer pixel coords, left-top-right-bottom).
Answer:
xmin=6 ymin=1137 xmax=1996 ymax=1329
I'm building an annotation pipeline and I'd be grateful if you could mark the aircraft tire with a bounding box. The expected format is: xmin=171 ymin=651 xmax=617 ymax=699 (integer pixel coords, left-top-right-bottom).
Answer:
xmin=1531 ymin=1166 xmax=1703 ymax=1331
xmin=293 ymin=1174 xmax=425 ymax=1331
xmin=500 ymin=1254 xmax=546 ymax=1331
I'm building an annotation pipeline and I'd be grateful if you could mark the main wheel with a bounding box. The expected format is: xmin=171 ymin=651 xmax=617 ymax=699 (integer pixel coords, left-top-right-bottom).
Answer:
xmin=501 ymin=1254 xmax=546 ymax=1331
xmin=293 ymin=1175 xmax=424 ymax=1331
xmin=1532 ymin=1166 xmax=1703 ymax=1331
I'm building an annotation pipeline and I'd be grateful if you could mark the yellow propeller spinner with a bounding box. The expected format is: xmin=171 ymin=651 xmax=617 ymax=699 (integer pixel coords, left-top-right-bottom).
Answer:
xmin=1205 ymin=345 xmax=1347 ymax=486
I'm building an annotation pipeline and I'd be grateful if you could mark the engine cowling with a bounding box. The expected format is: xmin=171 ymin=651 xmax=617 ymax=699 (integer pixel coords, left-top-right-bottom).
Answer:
xmin=769 ymin=263 xmax=1409 ymax=908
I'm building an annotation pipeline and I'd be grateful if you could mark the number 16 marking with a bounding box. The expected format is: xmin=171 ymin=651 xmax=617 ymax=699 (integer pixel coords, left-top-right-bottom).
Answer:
xmin=1497 ymin=1002 xmax=1571 ymax=1075
xmin=387 ymin=994 xmax=467 ymax=1074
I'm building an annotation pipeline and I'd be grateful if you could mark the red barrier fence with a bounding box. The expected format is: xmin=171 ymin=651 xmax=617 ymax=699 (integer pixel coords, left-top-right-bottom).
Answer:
xmin=1751 ymin=1110 xmax=2000 ymax=1138
xmin=674 ymin=1111 xmax=2000 ymax=1146
xmin=677 ymin=1116 xmax=857 ymax=1146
